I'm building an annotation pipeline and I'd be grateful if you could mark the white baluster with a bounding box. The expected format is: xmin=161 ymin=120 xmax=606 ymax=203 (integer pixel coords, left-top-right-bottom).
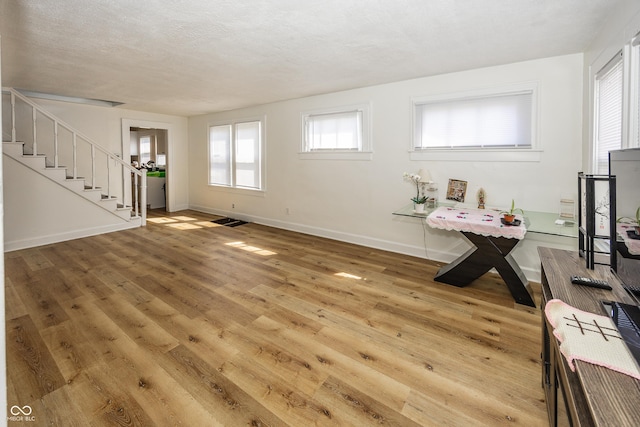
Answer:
xmin=10 ymin=92 xmax=16 ymax=143
xmin=73 ymin=133 xmax=78 ymax=179
xmin=54 ymin=121 xmax=59 ymax=168
xmin=91 ymin=145 xmax=96 ymax=189
xmin=32 ymin=106 xmax=37 ymax=155
xmin=106 ymin=155 xmax=111 ymax=199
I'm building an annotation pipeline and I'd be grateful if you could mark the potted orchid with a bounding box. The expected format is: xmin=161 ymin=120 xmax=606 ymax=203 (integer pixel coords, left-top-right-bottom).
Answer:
xmin=403 ymin=172 xmax=427 ymax=212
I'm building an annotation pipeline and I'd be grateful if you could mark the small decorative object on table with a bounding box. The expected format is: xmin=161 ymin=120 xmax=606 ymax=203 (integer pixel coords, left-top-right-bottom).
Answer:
xmin=477 ymin=188 xmax=486 ymax=209
xmin=425 ymin=181 xmax=438 ymax=208
xmin=403 ymin=171 xmax=428 ymax=213
xmin=501 ymin=199 xmax=524 ymax=224
xmin=446 ymin=179 xmax=467 ymax=203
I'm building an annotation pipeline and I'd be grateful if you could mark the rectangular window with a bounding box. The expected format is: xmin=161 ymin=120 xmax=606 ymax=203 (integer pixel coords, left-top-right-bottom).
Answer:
xmin=414 ymin=90 xmax=534 ymax=150
xmin=300 ymin=104 xmax=371 ymax=160
xmin=209 ymin=119 xmax=263 ymax=190
xmin=235 ymin=121 xmax=261 ymax=189
xmin=139 ymin=135 xmax=152 ymax=165
xmin=209 ymin=125 xmax=232 ymax=186
xmin=305 ymin=110 xmax=362 ymax=150
xmin=594 ymin=52 xmax=623 ymax=174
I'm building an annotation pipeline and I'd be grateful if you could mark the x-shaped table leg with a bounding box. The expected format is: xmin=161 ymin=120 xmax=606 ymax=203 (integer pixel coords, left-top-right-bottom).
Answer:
xmin=434 ymin=232 xmax=535 ymax=307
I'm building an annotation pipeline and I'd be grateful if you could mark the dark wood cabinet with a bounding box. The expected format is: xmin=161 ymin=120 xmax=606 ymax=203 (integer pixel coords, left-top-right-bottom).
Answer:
xmin=539 ymin=247 xmax=640 ymax=426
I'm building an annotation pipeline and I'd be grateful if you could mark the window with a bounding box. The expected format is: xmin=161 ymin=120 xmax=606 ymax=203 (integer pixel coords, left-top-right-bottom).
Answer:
xmin=414 ymin=86 xmax=535 ymax=148
xmin=139 ymin=135 xmax=151 ymax=165
xmin=593 ymin=52 xmax=623 ymax=174
xmin=631 ymin=35 xmax=640 ymax=147
xmin=209 ymin=119 xmax=263 ymax=190
xmin=300 ymin=104 xmax=371 ymax=160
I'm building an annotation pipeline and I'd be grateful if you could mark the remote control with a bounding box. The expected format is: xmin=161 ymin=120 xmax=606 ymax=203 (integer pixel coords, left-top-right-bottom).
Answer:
xmin=570 ymin=275 xmax=612 ymax=290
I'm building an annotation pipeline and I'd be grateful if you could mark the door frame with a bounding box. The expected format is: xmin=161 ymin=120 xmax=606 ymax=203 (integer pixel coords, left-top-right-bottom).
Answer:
xmin=121 ymin=119 xmax=173 ymax=211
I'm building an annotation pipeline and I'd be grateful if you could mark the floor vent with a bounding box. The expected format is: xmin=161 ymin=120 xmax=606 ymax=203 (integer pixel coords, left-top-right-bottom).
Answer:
xmin=212 ymin=217 xmax=248 ymax=227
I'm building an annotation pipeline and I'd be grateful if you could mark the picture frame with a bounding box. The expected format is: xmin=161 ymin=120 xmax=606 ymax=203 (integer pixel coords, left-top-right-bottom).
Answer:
xmin=446 ymin=179 xmax=468 ymax=203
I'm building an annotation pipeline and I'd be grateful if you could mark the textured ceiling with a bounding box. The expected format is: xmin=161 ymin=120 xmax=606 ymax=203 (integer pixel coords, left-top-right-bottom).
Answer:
xmin=0 ymin=0 xmax=622 ymax=117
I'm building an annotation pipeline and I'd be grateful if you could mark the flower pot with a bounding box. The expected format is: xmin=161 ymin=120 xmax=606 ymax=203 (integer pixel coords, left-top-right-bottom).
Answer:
xmin=414 ymin=203 xmax=425 ymax=213
xmin=503 ymin=214 xmax=516 ymax=223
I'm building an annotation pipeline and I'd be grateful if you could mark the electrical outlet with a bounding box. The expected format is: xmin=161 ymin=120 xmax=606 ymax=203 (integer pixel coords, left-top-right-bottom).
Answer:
xmin=232 ymin=203 xmax=235 ymax=209
xmin=286 ymin=207 xmax=291 ymax=215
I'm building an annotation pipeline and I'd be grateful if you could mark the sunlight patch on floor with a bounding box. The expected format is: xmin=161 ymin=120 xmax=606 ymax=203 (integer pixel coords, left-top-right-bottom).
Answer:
xmin=225 ymin=241 xmax=277 ymax=256
xmin=147 ymin=217 xmax=179 ymax=224
xmin=172 ymin=216 xmax=198 ymax=221
xmin=194 ymin=221 xmax=220 ymax=228
xmin=335 ymin=272 xmax=362 ymax=280
xmin=167 ymin=222 xmax=203 ymax=230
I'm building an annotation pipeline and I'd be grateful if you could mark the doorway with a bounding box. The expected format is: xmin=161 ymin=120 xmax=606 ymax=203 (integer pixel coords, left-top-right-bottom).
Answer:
xmin=121 ymin=119 xmax=172 ymax=212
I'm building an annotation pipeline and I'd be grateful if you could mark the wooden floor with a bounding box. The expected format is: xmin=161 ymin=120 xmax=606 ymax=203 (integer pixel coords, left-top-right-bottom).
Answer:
xmin=5 ymin=210 xmax=547 ymax=426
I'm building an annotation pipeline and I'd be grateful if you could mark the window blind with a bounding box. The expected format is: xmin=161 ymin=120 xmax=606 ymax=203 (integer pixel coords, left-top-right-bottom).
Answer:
xmin=595 ymin=53 xmax=623 ymax=174
xmin=415 ymin=91 xmax=533 ymax=149
xmin=305 ymin=110 xmax=362 ymax=151
xmin=209 ymin=125 xmax=232 ymax=186
xmin=235 ymin=121 xmax=261 ymax=189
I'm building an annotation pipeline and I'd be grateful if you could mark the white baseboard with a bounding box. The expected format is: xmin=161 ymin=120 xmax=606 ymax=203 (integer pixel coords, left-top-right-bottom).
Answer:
xmin=4 ymin=220 xmax=141 ymax=252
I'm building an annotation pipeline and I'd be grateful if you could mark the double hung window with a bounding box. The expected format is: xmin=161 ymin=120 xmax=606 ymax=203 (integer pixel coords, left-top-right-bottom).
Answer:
xmin=209 ymin=119 xmax=263 ymax=190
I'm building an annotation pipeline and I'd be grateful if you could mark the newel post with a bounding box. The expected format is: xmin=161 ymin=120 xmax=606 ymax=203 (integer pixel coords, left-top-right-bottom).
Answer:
xmin=140 ymin=172 xmax=147 ymax=226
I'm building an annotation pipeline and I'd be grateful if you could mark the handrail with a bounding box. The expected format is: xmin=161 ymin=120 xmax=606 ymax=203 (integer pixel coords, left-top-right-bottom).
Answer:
xmin=2 ymin=87 xmax=146 ymax=225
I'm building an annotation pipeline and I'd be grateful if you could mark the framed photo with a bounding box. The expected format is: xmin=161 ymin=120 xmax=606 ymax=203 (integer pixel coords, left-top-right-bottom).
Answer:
xmin=446 ymin=179 xmax=468 ymax=203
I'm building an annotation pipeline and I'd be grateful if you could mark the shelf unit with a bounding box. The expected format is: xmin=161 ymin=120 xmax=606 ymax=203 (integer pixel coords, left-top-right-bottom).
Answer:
xmin=577 ymin=173 xmax=616 ymax=269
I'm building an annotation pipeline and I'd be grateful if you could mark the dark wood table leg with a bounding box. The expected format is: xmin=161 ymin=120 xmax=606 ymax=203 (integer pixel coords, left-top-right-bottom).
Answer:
xmin=434 ymin=232 xmax=535 ymax=307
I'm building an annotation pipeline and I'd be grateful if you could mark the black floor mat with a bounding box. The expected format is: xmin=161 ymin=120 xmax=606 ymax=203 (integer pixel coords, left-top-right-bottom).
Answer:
xmin=212 ymin=217 xmax=248 ymax=227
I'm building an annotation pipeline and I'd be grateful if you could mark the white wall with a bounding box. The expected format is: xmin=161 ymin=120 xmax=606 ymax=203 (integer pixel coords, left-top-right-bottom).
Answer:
xmin=189 ymin=53 xmax=584 ymax=281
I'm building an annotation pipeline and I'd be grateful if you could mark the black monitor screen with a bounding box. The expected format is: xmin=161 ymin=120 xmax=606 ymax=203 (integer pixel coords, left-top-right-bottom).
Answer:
xmin=609 ymin=148 xmax=640 ymax=293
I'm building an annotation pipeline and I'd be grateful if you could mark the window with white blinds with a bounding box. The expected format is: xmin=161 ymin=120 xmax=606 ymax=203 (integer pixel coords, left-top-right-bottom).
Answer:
xmin=139 ymin=135 xmax=152 ymax=165
xmin=414 ymin=90 xmax=534 ymax=150
xmin=209 ymin=119 xmax=263 ymax=190
xmin=300 ymin=104 xmax=371 ymax=160
xmin=305 ymin=110 xmax=362 ymax=151
xmin=594 ymin=52 xmax=623 ymax=174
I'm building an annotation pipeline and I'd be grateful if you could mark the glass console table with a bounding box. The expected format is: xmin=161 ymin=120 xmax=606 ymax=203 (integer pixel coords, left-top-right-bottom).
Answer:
xmin=392 ymin=203 xmax=577 ymax=307
xmin=392 ymin=203 xmax=578 ymax=239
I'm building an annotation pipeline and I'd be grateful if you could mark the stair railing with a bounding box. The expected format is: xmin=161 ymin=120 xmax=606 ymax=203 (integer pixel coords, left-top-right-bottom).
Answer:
xmin=2 ymin=87 xmax=146 ymax=225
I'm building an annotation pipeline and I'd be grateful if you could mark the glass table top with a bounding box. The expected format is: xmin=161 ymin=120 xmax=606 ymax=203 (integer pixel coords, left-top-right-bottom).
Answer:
xmin=392 ymin=203 xmax=578 ymax=238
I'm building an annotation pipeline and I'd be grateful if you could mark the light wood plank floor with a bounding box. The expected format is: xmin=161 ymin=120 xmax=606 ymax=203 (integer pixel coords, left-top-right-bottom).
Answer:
xmin=5 ymin=209 xmax=547 ymax=426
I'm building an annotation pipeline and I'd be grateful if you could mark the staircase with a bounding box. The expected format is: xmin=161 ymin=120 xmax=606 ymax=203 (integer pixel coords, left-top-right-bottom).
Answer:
xmin=3 ymin=141 xmax=137 ymax=221
xmin=2 ymin=87 xmax=147 ymax=249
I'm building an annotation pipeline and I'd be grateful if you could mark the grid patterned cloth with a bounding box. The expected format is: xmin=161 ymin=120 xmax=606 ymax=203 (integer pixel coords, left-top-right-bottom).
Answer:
xmin=545 ymin=298 xmax=640 ymax=379
xmin=426 ymin=206 xmax=526 ymax=239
